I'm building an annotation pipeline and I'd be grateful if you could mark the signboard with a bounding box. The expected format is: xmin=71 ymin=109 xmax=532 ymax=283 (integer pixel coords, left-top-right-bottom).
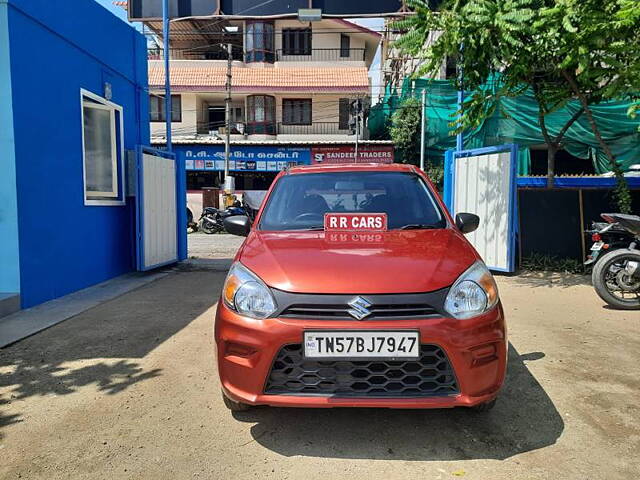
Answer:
xmin=179 ymin=146 xmax=311 ymax=172
xmin=325 ymin=213 xmax=388 ymax=232
xmin=312 ymin=145 xmax=394 ymax=165
xmin=128 ymin=0 xmax=405 ymax=20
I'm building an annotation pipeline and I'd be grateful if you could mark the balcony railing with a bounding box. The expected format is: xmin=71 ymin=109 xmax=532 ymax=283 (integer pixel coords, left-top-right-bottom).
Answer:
xmin=148 ymin=47 xmax=244 ymax=61
xmin=275 ymin=48 xmax=366 ymax=62
xmin=193 ymin=121 xmax=358 ymax=137
xmin=148 ymin=47 xmax=365 ymax=63
xmin=277 ymin=122 xmax=352 ymax=135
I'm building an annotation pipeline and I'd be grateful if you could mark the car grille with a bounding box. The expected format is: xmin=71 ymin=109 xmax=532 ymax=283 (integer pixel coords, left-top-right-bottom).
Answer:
xmin=271 ymin=290 xmax=449 ymax=320
xmin=264 ymin=344 xmax=459 ymax=397
xmin=281 ymin=304 xmax=438 ymax=320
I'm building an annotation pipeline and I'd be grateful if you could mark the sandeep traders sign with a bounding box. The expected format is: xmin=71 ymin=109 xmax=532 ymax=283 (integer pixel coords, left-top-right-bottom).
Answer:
xmin=311 ymin=145 xmax=394 ymax=165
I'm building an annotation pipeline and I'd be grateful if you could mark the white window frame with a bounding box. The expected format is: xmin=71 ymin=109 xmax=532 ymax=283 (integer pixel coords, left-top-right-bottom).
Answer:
xmin=80 ymin=88 xmax=125 ymax=206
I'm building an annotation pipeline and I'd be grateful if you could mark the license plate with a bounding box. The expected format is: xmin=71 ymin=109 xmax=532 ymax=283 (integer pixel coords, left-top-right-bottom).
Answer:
xmin=591 ymin=241 xmax=605 ymax=251
xmin=303 ymin=331 xmax=420 ymax=360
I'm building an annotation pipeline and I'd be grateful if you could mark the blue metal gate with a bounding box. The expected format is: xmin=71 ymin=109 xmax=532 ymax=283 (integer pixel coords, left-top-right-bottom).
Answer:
xmin=134 ymin=146 xmax=187 ymax=271
xmin=443 ymin=144 xmax=519 ymax=273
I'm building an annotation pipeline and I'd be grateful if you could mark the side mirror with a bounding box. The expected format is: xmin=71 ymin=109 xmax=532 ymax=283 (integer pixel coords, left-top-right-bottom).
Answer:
xmin=224 ymin=215 xmax=252 ymax=237
xmin=455 ymin=213 xmax=480 ymax=234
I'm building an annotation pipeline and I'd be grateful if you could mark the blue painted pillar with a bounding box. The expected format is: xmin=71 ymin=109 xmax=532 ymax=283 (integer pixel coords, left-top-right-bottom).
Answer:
xmin=176 ymin=152 xmax=187 ymax=261
xmin=0 ymin=0 xmax=21 ymax=294
xmin=161 ymin=0 xmax=186 ymax=260
xmin=163 ymin=0 xmax=172 ymax=152
xmin=443 ymin=149 xmax=454 ymax=212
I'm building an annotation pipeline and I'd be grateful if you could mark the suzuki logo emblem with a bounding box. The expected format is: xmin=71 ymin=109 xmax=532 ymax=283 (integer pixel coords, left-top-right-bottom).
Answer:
xmin=347 ymin=296 xmax=373 ymax=320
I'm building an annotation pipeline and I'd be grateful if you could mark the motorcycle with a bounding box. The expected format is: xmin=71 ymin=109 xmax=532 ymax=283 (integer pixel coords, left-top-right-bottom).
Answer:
xmin=198 ymin=207 xmax=224 ymax=234
xmin=585 ymin=213 xmax=640 ymax=310
xmin=198 ymin=203 xmax=248 ymax=235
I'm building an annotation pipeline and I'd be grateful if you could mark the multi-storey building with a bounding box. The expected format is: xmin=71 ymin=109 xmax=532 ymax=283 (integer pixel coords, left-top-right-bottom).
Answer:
xmin=120 ymin=4 xmax=395 ymax=192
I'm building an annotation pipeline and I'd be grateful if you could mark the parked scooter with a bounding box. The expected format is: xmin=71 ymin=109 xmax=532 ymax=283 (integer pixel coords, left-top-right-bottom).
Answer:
xmin=198 ymin=202 xmax=248 ymax=234
xmin=585 ymin=213 xmax=640 ymax=310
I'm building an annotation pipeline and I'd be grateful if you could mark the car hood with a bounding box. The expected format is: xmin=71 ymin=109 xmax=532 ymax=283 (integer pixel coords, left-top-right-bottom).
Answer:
xmin=238 ymin=229 xmax=479 ymax=294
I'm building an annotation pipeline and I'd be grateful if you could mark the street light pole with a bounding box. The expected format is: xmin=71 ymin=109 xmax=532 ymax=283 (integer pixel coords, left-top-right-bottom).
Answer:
xmin=224 ymin=42 xmax=233 ymax=193
xmin=162 ymin=0 xmax=172 ymax=152
xmin=456 ymin=44 xmax=464 ymax=152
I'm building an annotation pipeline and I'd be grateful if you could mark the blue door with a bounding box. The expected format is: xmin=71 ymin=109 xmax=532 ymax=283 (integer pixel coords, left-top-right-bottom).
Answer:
xmin=135 ymin=146 xmax=187 ymax=271
xmin=444 ymin=144 xmax=519 ymax=273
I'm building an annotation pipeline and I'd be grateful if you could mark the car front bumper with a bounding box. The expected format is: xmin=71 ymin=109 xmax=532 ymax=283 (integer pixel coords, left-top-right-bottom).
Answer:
xmin=214 ymin=301 xmax=507 ymax=409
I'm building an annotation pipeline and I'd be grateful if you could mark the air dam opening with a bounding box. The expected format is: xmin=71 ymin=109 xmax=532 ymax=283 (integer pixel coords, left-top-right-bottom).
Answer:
xmin=265 ymin=344 xmax=459 ymax=397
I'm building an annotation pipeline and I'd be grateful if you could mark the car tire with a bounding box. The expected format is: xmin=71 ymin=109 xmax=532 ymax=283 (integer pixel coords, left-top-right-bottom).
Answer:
xmin=221 ymin=390 xmax=251 ymax=412
xmin=471 ymin=398 xmax=497 ymax=413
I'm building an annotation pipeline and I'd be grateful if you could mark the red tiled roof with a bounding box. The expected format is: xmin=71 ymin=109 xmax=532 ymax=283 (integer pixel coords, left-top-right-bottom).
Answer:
xmin=148 ymin=64 xmax=370 ymax=93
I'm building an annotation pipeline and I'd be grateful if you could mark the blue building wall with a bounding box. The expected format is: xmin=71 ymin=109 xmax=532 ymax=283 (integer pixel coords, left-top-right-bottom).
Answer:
xmin=6 ymin=0 xmax=150 ymax=308
xmin=0 ymin=0 xmax=20 ymax=295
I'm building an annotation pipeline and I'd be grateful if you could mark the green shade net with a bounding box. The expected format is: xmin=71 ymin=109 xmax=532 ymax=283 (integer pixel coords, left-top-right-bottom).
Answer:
xmin=369 ymin=77 xmax=640 ymax=175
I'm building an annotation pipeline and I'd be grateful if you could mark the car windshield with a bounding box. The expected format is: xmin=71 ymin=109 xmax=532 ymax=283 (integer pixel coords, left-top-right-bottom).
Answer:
xmin=259 ymin=171 xmax=446 ymax=231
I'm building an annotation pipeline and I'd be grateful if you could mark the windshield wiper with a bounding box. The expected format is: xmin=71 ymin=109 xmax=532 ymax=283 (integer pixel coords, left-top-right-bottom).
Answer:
xmin=399 ymin=224 xmax=439 ymax=230
xmin=298 ymin=226 xmax=325 ymax=231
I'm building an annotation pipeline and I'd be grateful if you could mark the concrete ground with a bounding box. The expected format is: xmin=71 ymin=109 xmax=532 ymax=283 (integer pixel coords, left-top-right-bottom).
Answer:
xmin=187 ymin=232 xmax=244 ymax=259
xmin=0 ymin=235 xmax=638 ymax=479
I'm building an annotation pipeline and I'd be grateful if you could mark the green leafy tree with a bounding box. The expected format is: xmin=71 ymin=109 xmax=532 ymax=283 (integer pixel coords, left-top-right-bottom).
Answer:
xmin=389 ymin=96 xmax=445 ymax=189
xmin=536 ymin=0 xmax=640 ymax=212
xmin=393 ymin=0 xmax=584 ymax=189
xmin=394 ymin=0 xmax=639 ymax=211
xmin=389 ymin=97 xmax=422 ymax=164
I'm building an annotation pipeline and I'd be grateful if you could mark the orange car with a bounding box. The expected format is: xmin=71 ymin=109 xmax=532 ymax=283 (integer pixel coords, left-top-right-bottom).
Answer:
xmin=215 ymin=164 xmax=507 ymax=411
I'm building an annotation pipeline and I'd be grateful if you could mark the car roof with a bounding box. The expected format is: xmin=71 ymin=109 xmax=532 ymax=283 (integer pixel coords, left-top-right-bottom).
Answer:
xmin=287 ymin=163 xmax=416 ymax=175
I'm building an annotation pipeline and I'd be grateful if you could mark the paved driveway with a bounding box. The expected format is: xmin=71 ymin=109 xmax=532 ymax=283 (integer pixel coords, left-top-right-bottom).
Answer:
xmin=188 ymin=232 xmax=244 ymax=260
xmin=0 ymin=261 xmax=638 ymax=479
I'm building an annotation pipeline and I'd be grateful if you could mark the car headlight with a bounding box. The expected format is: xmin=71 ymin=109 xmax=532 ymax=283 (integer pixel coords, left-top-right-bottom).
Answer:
xmin=444 ymin=261 xmax=499 ymax=319
xmin=223 ymin=262 xmax=277 ymax=319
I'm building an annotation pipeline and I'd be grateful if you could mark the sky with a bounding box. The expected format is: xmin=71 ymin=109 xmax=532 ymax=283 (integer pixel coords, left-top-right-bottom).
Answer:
xmin=96 ymin=0 xmax=129 ymax=21
xmin=94 ymin=0 xmax=384 ymax=97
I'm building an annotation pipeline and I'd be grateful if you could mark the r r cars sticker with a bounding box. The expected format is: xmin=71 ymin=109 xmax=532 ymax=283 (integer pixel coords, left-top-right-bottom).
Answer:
xmin=324 ymin=213 xmax=388 ymax=232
